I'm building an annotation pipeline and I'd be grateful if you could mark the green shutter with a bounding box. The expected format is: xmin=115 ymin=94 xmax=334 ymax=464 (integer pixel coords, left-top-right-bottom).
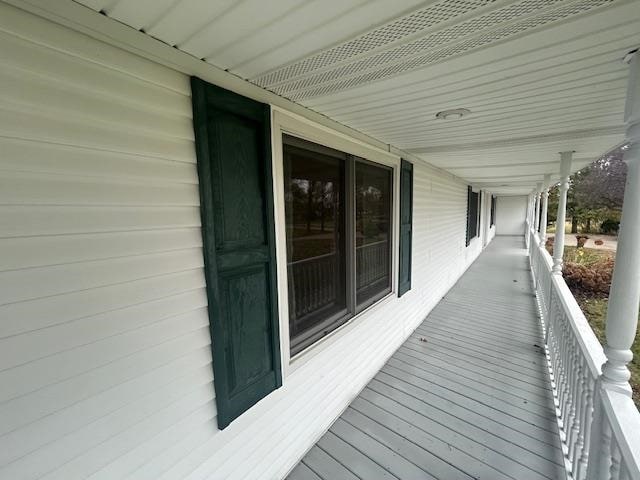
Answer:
xmin=398 ymin=159 xmax=413 ymax=297
xmin=191 ymin=77 xmax=282 ymax=429
xmin=466 ymin=186 xmax=472 ymax=246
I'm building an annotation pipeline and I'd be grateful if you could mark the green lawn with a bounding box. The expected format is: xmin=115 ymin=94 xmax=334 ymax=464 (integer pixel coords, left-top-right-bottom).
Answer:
xmin=576 ymin=297 xmax=640 ymax=407
xmin=562 ymin=245 xmax=614 ymax=264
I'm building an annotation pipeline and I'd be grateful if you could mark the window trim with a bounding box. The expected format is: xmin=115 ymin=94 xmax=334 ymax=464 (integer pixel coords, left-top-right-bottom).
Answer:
xmin=271 ymin=109 xmax=401 ymax=377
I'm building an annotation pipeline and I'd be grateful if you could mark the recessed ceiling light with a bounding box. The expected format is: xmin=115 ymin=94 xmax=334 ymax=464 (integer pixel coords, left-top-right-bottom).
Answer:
xmin=435 ymin=108 xmax=471 ymax=120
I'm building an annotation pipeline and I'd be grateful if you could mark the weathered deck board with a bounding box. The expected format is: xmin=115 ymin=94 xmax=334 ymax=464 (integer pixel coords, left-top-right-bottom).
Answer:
xmin=287 ymin=236 xmax=565 ymax=480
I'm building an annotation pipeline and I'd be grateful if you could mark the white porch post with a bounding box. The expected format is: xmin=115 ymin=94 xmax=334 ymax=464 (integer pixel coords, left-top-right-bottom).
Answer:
xmin=600 ymin=49 xmax=640 ymax=395
xmin=533 ymin=183 xmax=542 ymax=233
xmin=526 ymin=192 xmax=534 ymax=248
xmin=586 ymin=49 xmax=640 ymax=480
xmin=552 ymin=152 xmax=572 ymax=275
xmin=539 ymin=174 xmax=551 ymax=243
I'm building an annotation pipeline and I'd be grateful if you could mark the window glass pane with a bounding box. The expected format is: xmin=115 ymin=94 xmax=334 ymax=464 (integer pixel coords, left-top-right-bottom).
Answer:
xmin=283 ymin=137 xmax=347 ymax=353
xmin=355 ymin=161 xmax=392 ymax=309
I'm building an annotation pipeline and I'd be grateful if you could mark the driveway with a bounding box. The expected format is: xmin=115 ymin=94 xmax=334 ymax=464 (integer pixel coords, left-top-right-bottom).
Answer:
xmin=546 ymin=233 xmax=617 ymax=251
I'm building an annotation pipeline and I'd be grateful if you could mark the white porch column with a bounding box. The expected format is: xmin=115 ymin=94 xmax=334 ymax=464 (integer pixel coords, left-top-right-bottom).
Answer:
xmin=552 ymin=152 xmax=572 ymax=275
xmin=600 ymin=49 xmax=640 ymax=395
xmin=539 ymin=174 xmax=551 ymax=242
xmin=533 ymin=183 xmax=542 ymax=235
xmin=526 ymin=192 xmax=534 ymax=247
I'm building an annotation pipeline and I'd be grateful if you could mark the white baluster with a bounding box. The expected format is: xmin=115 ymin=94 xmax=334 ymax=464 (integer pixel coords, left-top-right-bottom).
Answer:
xmin=558 ymin=318 xmax=569 ymax=430
xmin=597 ymin=415 xmax=614 ymax=479
xmin=573 ymin=356 xmax=588 ymax=480
xmin=577 ymin=373 xmax=595 ymax=480
xmin=619 ymin=464 xmax=631 ymax=480
xmin=610 ymin=439 xmax=622 ymax=480
xmin=566 ymin=338 xmax=579 ymax=457
xmin=568 ymin=337 xmax=582 ymax=463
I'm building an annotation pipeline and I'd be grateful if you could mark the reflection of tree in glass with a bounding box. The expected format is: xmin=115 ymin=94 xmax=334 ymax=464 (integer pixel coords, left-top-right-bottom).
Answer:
xmin=356 ymin=170 xmax=390 ymax=247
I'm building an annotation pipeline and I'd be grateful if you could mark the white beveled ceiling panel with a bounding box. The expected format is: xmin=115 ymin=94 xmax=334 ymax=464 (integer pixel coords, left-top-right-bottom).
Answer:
xmin=73 ymin=0 xmax=639 ymax=194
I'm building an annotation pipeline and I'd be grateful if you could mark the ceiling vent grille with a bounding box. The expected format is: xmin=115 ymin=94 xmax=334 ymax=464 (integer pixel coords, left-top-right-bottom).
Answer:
xmin=257 ymin=0 xmax=616 ymax=100
xmin=253 ymin=0 xmax=497 ymax=87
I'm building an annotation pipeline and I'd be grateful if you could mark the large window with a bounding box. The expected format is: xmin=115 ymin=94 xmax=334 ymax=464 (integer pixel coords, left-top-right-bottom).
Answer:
xmin=466 ymin=186 xmax=480 ymax=246
xmin=283 ymin=135 xmax=392 ymax=355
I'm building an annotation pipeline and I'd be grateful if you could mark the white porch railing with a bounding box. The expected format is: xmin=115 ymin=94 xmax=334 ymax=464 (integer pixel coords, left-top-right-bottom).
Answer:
xmin=527 ymin=225 xmax=640 ymax=480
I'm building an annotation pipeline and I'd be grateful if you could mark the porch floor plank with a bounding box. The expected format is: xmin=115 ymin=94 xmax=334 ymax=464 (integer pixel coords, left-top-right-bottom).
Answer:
xmin=288 ymin=236 xmax=565 ymax=480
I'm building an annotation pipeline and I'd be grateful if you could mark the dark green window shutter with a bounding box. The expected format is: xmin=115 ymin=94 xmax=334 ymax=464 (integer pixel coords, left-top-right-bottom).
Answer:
xmin=398 ymin=159 xmax=413 ymax=297
xmin=466 ymin=186 xmax=472 ymax=246
xmin=191 ymin=77 xmax=282 ymax=429
xmin=490 ymin=195 xmax=496 ymax=226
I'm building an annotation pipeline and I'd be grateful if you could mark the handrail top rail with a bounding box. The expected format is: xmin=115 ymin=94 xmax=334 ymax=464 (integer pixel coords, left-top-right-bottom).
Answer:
xmin=529 ymin=226 xmax=604 ymax=376
xmin=356 ymin=239 xmax=389 ymax=250
xmin=288 ymin=251 xmax=337 ymax=266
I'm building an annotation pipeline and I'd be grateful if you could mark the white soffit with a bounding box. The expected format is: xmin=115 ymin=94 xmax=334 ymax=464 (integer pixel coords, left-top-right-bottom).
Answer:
xmin=69 ymin=0 xmax=640 ymax=193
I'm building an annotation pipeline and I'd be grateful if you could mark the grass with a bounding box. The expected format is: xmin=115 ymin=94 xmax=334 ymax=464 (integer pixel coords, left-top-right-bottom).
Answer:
xmin=562 ymin=246 xmax=614 ymax=265
xmin=559 ymin=246 xmax=640 ymax=406
xmin=575 ymin=297 xmax=640 ymax=407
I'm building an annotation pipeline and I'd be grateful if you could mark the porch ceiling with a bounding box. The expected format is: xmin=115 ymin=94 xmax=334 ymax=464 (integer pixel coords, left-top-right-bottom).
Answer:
xmin=73 ymin=0 xmax=639 ymax=193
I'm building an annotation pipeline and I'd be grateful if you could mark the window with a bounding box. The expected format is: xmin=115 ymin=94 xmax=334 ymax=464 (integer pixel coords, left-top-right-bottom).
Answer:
xmin=490 ymin=195 xmax=496 ymax=226
xmin=283 ymin=135 xmax=393 ymax=355
xmin=356 ymin=161 xmax=392 ymax=308
xmin=466 ymin=186 xmax=480 ymax=246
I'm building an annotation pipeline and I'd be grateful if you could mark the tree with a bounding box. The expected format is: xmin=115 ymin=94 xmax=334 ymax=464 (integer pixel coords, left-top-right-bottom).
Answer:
xmin=547 ymin=145 xmax=627 ymax=233
xmin=578 ymin=147 xmax=627 ymax=209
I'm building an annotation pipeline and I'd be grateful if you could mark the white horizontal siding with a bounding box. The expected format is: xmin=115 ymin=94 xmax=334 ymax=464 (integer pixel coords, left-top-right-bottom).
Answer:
xmin=0 ymin=4 xmax=488 ymax=480
xmin=0 ymin=5 xmax=213 ymax=480
xmin=497 ymin=195 xmax=528 ymax=235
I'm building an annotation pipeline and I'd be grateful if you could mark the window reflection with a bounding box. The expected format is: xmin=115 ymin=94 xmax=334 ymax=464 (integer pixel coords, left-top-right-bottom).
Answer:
xmin=355 ymin=162 xmax=392 ymax=309
xmin=284 ymin=137 xmax=347 ymax=353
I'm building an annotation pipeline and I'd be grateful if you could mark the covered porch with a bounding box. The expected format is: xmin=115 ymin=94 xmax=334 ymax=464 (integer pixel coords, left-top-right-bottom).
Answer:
xmin=1 ymin=1 xmax=640 ymax=479
xmin=289 ymin=236 xmax=566 ymax=480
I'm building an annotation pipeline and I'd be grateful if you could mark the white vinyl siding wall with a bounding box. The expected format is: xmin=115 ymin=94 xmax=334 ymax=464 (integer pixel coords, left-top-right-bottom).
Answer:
xmin=496 ymin=195 xmax=529 ymax=236
xmin=0 ymin=4 xmax=487 ymax=479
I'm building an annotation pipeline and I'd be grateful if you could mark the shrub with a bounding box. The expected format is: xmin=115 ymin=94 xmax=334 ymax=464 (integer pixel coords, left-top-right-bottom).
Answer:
xmin=576 ymin=235 xmax=589 ymax=248
xmin=594 ymin=239 xmax=604 ymax=246
xmin=600 ymin=218 xmax=620 ymax=235
xmin=545 ymin=237 xmax=554 ymax=255
xmin=563 ymin=257 xmax=614 ymax=296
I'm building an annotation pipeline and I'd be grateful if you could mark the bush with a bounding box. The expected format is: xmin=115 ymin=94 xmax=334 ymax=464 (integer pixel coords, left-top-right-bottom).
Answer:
xmin=575 ymin=235 xmax=589 ymax=247
xmin=600 ymin=218 xmax=620 ymax=235
xmin=563 ymin=256 xmax=614 ymax=295
xmin=594 ymin=239 xmax=604 ymax=245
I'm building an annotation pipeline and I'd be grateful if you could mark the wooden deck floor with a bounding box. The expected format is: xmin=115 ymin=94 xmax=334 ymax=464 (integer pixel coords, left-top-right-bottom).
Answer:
xmin=287 ymin=236 xmax=565 ymax=480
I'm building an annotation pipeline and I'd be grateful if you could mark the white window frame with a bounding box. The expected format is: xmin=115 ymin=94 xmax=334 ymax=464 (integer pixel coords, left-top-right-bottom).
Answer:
xmin=270 ymin=108 xmax=401 ymax=379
